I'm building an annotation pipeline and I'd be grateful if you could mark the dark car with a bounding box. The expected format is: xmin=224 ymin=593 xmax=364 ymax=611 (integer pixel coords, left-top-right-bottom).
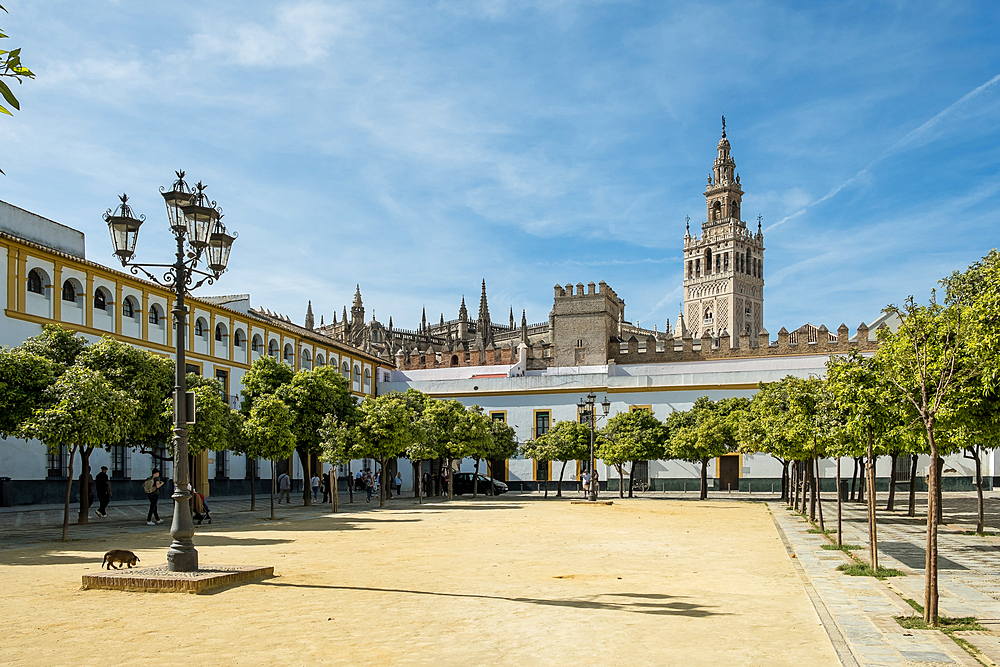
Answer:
xmin=452 ymin=472 xmax=508 ymax=496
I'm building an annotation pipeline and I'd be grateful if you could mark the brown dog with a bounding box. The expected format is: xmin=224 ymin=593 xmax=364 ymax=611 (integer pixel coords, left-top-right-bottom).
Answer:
xmin=102 ymin=549 xmax=140 ymax=570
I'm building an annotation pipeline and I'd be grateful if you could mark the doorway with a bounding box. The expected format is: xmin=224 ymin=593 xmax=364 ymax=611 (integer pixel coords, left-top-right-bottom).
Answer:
xmin=718 ymin=455 xmax=740 ymax=492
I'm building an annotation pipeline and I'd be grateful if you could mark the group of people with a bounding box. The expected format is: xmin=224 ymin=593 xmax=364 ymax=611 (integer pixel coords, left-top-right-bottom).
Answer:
xmin=419 ymin=469 xmax=452 ymax=496
xmin=354 ymin=469 xmax=404 ymax=502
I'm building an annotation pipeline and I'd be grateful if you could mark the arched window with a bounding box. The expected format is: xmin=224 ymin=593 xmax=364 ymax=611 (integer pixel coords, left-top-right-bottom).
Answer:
xmin=451 ymin=355 xmax=459 ymax=367
xmin=283 ymin=343 xmax=294 ymax=364
xmin=234 ymin=329 xmax=245 ymax=348
xmin=746 ymin=249 xmax=752 ymax=274
xmin=215 ymin=323 xmax=227 ymax=342
xmin=731 ymin=201 xmax=739 ymax=219
xmin=268 ymin=339 xmax=279 ymax=357
xmin=122 ymin=296 xmax=137 ymax=318
xmin=27 ymin=269 xmax=44 ymax=295
xmin=251 ymin=334 xmax=263 ymax=352
xmin=301 ymin=348 xmax=312 ymax=369
xmin=353 ymin=365 xmax=361 ymax=392
xmin=316 ymin=353 xmax=325 ymax=366
xmin=704 ymin=248 xmax=712 ymax=274
xmin=62 ymin=280 xmax=77 ymax=302
xmin=195 ymin=318 xmax=207 ymax=337
xmin=712 ymin=201 xmax=721 ymax=220
xmin=94 ymin=287 xmax=112 ymax=311
xmin=149 ymin=303 xmax=163 ymax=325
xmin=364 ymin=368 xmax=371 ymax=391
xmin=342 ymin=361 xmax=350 ymax=378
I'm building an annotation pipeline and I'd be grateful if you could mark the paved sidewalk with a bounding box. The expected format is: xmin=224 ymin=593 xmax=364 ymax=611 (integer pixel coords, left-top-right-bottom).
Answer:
xmin=769 ymin=503 xmax=980 ymax=667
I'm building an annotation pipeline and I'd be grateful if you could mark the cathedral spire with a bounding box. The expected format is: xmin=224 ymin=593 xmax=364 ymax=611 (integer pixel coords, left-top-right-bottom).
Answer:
xmin=351 ymin=285 xmax=365 ymax=325
xmin=477 ymin=279 xmax=492 ymax=346
xmin=459 ymin=296 xmax=467 ymax=320
xmin=421 ymin=306 xmax=427 ymax=333
xmin=320 ymin=315 xmax=324 ymax=328
xmin=305 ymin=300 xmax=314 ymax=330
xmin=510 ymin=306 xmax=514 ymax=329
xmin=520 ymin=309 xmax=528 ymax=345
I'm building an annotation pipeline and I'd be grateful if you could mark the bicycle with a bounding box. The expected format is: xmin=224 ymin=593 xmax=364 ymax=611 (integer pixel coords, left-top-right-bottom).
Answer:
xmin=631 ymin=480 xmax=650 ymax=493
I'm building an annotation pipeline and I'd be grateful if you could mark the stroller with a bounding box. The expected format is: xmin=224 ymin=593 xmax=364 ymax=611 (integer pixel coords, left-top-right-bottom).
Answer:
xmin=191 ymin=491 xmax=212 ymax=525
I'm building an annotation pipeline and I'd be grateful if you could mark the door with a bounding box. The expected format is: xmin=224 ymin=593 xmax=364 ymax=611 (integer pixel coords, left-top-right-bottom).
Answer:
xmin=718 ymin=455 xmax=740 ymax=492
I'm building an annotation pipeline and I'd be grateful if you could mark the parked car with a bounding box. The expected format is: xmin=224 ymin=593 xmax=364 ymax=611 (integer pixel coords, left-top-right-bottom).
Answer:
xmin=452 ymin=472 xmax=508 ymax=496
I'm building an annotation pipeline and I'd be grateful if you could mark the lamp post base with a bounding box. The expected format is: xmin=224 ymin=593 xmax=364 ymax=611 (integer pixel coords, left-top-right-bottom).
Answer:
xmin=166 ymin=491 xmax=198 ymax=572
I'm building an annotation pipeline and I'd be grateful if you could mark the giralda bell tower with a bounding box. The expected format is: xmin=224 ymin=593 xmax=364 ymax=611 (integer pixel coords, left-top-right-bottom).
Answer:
xmin=682 ymin=118 xmax=765 ymax=343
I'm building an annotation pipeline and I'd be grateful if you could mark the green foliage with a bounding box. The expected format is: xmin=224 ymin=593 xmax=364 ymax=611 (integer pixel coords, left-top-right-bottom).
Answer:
xmin=242 ymin=394 xmax=296 ymax=462
xmin=821 ymin=544 xmax=862 ymax=552
xmin=669 ymin=397 xmax=745 ymax=462
xmin=424 ymin=399 xmax=488 ymax=462
xmin=278 ymin=366 xmax=356 ymax=455
xmin=19 ymin=324 xmax=88 ymax=369
xmin=319 ymin=414 xmax=354 ymax=466
xmin=0 ymin=3 xmax=34 ymax=140
xmin=0 ymin=347 xmax=59 ymax=438
xmin=597 ymin=409 xmax=665 ymax=466
xmin=239 ymin=355 xmax=294 ymax=415
xmin=161 ymin=373 xmax=242 ymax=455
xmin=520 ymin=433 xmax=559 ymax=465
xmin=352 ymin=393 xmax=424 ymax=463
xmin=76 ymin=336 xmax=174 ymax=450
xmin=942 ymin=248 xmax=1000 ymax=393
xmin=544 ymin=420 xmax=590 ymax=463
xmin=21 ymin=365 xmax=137 ymax=453
xmin=827 ymin=350 xmax=909 ymax=457
xmin=485 ymin=419 xmax=520 ymax=461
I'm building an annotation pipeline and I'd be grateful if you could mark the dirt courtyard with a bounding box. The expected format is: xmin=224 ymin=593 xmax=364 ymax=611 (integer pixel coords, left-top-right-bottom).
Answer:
xmin=0 ymin=498 xmax=837 ymax=666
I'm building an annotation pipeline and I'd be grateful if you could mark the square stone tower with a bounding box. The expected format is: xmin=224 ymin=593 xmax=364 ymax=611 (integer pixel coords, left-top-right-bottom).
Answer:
xmin=552 ymin=281 xmax=623 ymax=366
xmin=682 ymin=119 xmax=765 ymax=344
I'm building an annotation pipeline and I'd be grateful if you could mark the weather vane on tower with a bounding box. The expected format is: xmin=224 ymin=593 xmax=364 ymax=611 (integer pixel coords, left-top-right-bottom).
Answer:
xmin=721 ymin=114 xmax=726 ymax=137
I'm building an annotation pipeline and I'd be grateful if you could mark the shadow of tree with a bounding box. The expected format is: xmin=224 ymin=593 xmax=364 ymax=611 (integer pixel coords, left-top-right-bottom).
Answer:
xmin=247 ymin=582 xmax=727 ymax=617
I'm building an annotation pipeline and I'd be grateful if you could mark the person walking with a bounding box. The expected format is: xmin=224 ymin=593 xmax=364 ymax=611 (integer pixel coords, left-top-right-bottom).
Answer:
xmin=143 ymin=470 xmax=164 ymax=525
xmin=422 ymin=471 xmax=431 ymax=497
xmin=581 ymin=470 xmax=591 ymax=497
xmin=95 ymin=465 xmax=111 ymax=517
xmin=394 ymin=472 xmax=403 ymax=497
xmin=277 ymin=471 xmax=292 ymax=504
xmin=365 ymin=472 xmax=374 ymax=503
xmin=311 ymin=474 xmax=320 ymax=501
xmin=320 ymin=473 xmax=330 ymax=504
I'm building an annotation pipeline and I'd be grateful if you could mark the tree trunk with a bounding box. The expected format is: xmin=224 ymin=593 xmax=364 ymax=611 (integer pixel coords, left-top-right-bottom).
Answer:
xmin=415 ymin=461 xmax=422 ymax=504
xmin=887 ymin=454 xmax=897 ymax=512
xmin=627 ymin=461 xmax=635 ymax=498
xmin=473 ymin=458 xmax=480 ymax=498
xmin=700 ymin=458 xmax=708 ymax=500
xmin=936 ymin=456 xmax=944 ymax=526
xmin=814 ymin=453 xmax=824 ymax=532
xmin=925 ymin=424 xmax=940 ymax=626
xmin=867 ymin=428 xmax=878 ymax=573
xmin=347 ymin=461 xmax=354 ymax=504
xmin=850 ymin=457 xmax=859 ymax=501
xmin=908 ymin=454 xmax=918 ymax=517
xmin=250 ymin=458 xmax=256 ymax=511
xmin=270 ymin=459 xmax=276 ymax=521
xmin=303 ymin=451 xmax=312 ymax=506
xmin=379 ymin=455 xmax=387 ymax=508
xmin=78 ymin=446 xmax=93 ymax=525
xmin=447 ymin=458 xmax=454 ymax=500
xmin=618 ymin=464 xmax=624 ymax=499
xmin=809 ymin=457 xmax=817 ymax=522
xmin=331 ymin=469 xmax=338 ymax=513
xmin=857 ymin=456 xmax=865 ymax=504
xmin=543 ymin=462 xmax=549 ymax=498
xmin=836 ymin=457 xmax=842 ymax=547
xmin=974 ymin=447 xmax=984 ymax=534
xmin=557 ymin=460 xmax=568 ymax=498
xmin=781 ymin=460 xmax=790 ymax=502
xmin=62 ymin=444 xmax=79 ymax=542
xmin=791 ymin=461 xmax=798 ymax=510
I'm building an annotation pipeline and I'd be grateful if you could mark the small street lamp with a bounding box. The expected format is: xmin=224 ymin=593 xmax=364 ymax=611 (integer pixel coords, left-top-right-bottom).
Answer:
xmin=577 ymin=393 xmax=611 ymax=502
xmin=104 ymin=171 xmax=236 ymax=572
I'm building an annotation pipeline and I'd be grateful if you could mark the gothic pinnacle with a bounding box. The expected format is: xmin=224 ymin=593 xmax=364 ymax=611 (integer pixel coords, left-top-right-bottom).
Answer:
xmin=305 ymin=300 xmax=314 ymax=330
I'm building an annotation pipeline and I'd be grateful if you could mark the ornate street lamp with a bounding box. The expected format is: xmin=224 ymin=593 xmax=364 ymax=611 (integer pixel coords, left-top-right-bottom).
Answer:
xmin=577 ymin=393 xmax=611 ymax=502
xmin=104 ymin=171 xmax=236 ymax=572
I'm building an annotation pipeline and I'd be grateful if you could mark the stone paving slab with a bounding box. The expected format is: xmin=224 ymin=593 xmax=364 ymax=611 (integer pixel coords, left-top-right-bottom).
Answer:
xmin=769 ymin=504 xmax=980 ymax=667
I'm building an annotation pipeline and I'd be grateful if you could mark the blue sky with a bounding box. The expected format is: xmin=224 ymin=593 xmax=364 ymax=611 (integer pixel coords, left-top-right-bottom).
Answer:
xmin=2 ymin=1 xmax=999 ymax=336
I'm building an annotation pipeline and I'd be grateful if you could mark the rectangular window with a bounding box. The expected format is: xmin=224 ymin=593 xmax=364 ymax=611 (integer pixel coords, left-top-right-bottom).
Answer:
xmin=185 ymin=363 xmax=200 ymax=375
xmin=490 ymin=411 xmax=506 ymax=423
xmin=215 ymin=450 xmax=228 ymax=480
xmin=155 ymin=445 xmax=171 ymax=480
xmin=215 ymin=369 xmax=229 ymax=395
xmin=534 ymin=410 xmax=550 ymax=438
xmin=629 ymin=405 xmax=652 ymax=414
xmin=695 ymin=258 xmax=701 ymax=277
xmin=46 ymin=445 xmax=68 ymax=478
xmin=536 ymin=459 xmax=549 ymax=481
xmin=111 ymin=445 xmax=130 ymax=479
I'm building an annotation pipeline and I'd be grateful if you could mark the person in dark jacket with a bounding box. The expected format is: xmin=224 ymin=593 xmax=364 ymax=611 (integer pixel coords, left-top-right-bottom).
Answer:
xmin=95 ymin=466 xmax=112 ymax=518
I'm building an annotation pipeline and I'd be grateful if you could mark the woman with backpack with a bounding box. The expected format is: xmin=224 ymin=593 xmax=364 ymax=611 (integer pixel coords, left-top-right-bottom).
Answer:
xmin=143 ymin=470 xmax=164 ymax=525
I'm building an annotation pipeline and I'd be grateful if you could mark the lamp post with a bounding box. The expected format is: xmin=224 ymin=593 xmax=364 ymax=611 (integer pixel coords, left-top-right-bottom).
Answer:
xmin=104 ymin=172 xmax=236 ymax=572
xmin=577 ymin=393 xmax=611 ymax=501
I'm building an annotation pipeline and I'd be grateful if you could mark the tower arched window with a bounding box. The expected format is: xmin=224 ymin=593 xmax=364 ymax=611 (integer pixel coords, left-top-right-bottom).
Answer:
xmin=731 ymin=201 xmax=739 ymax=220
xmin=62 ymin=280 xmax=77 ymax=303
xmin=27 ymin=269 xmax=44 ymax=295
xmin=704 ymin=248 xmax=712 ymax=275
xmin=713 ymin=201 xmax=722 ymax=220
xmin=746 ymin=249 xmax=752 ymax=275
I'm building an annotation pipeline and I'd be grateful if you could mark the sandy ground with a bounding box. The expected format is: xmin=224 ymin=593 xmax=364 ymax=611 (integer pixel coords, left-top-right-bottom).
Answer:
xmin=0 ymin=497 xmax=838 ymax=667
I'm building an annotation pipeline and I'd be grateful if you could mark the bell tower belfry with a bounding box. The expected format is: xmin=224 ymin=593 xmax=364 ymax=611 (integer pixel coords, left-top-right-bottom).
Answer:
xmin=682 ymin=118 xmax=765 ymax=345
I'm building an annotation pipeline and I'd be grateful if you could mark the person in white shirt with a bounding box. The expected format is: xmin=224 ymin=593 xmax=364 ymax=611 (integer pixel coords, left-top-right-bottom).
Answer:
xmin=310 ymin=475 xmax=320 ymax=501
xmin=582 ymin=470 xmax=591 ymax=496
xmin=394 ymin=472 xmax=403 ymax=497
